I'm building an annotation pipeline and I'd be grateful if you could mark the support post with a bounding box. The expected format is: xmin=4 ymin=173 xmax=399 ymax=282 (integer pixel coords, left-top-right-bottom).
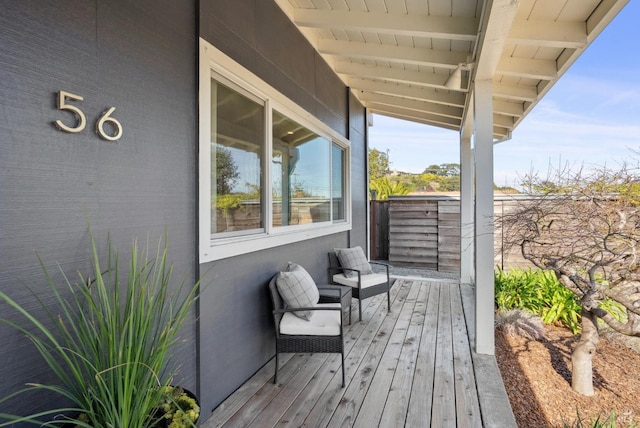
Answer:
xmin=473 ymin=79 xmax=495 ymax=355
xmin=460 ymin=133 xmax=474 ymax=285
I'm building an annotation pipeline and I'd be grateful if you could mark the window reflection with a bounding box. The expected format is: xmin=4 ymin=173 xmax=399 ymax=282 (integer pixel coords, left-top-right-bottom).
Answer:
xmin=272 ymin=111 xmax=330 ymax=226
xmin=211 ymin=79 xmax=264 ymax=234
xmin=332 ymin=144 xmax=345 ymax=221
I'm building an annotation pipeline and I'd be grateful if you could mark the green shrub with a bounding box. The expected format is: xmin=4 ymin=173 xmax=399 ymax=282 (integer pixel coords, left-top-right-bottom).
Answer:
xmin=495 ymin=267 xmax=581 ymax=334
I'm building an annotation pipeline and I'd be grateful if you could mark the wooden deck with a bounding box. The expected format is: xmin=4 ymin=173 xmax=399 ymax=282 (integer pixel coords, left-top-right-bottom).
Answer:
xmin=202 ymin=279 xmax=516 ymax=427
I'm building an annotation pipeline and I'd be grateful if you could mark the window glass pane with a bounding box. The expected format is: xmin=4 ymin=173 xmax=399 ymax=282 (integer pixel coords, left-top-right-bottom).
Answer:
xmin=272 ymin=111 xmax=330 ymax=226
xmin=211 ymin=79 xmax=264 ymax=235
xmin=332 ymin=144 xmax=345 ymax=221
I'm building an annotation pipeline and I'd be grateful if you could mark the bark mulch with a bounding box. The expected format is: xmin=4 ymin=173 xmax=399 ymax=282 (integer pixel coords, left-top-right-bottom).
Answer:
xmin=495 ymin=324 xmax=640 ymax=427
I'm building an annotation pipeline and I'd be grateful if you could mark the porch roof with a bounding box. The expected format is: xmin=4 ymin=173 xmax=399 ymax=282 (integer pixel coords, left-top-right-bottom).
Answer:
xmin=275 ymin=0 xmax=630 ymax=140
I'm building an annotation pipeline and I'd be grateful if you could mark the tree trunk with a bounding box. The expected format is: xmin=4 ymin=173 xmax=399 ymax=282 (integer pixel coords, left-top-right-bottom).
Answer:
xmin=571 ymin=308 xmax=599 ymax=395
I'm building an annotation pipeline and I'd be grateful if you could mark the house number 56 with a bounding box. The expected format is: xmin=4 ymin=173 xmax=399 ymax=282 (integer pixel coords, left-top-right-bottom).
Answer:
xmin=54 ymin=90 xmax=123 ymax=141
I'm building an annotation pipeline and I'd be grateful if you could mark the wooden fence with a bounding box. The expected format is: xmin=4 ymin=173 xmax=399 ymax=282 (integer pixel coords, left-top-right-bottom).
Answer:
xmin=370 ymin=195 xmax=534 ymax=273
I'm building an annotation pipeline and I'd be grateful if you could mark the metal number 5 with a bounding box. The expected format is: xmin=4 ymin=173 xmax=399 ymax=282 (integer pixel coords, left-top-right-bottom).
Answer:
xmin=54 ymin=91 xmax=86 ymax=133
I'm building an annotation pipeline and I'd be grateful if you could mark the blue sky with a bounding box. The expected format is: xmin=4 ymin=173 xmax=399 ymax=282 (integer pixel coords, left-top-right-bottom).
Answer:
xmin=369 ymin=1 xmax=640 ymax=189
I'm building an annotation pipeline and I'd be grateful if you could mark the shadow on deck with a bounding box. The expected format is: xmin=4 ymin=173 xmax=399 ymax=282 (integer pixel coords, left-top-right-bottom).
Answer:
xmin=202 ymin=279 xmax=516 ymax=427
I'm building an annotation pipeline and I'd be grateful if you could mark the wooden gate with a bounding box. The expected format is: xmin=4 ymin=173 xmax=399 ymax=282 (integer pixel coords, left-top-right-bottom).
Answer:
xmin=370 ymin=196 xmax=461 ymax=272
xmin=369 ymin=200 xmax=389 ymax=260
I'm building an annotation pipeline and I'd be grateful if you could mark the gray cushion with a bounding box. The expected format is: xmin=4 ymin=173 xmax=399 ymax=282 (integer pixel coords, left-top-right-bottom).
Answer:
xmin=276 ymin=262 xmax=319 ymax=320
xmin=335 ymin=246 xmax=373 ymax=278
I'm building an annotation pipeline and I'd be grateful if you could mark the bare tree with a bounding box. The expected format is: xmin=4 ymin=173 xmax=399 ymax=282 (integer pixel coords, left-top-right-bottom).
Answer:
xmin=497 ymin=163 xmax=640 ymax=395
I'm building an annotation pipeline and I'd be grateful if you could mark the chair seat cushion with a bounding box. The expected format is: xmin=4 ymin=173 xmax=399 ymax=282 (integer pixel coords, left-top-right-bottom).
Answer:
xmin=276 ymin=262 xmax=319 ymax=320
xmin=279 ymin=303 xmax=341 ymax=336
xmin=332 ymin=272 xmax=388 ymax=288
xmin=334 ymin=246 xmax=373 ymax=278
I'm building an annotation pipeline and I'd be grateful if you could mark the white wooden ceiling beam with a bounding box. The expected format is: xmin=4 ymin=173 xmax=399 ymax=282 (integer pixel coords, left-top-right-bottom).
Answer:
xmin=294 ymin=9 xmax=479 ymax=42
xmin=348 ymin=78 xmax=466 ymax=107
xmin=493 ymin=125 xmax=509 ymax=138
xmin=335 ymin=62 xmax=449 ymax=89
xmin=493 ymin=99 xmax=524 ymax=117
xmin=492 ymin=113 xmax=515 ymax=129
xmin=474 ymin=0 xmax=520 ymax=81
xmin=497 ymin=57 xmax=557 ymax=80
xmin=373 ymin=109 xmax=507 ymax=139
xmin=370 ymin=108 xmax=461 ymax=131
xmin=358 ymin=91 xmax=464 ymax=119
xmin=508 ymin=19 xmax=587 ymax=49
xmin=493 ymin=82 xmax=538 ymax=102
xmin=318 ymin=39 xmax=468 ymax=69
xmin=587 ymin=0 xmax=630 ymax=36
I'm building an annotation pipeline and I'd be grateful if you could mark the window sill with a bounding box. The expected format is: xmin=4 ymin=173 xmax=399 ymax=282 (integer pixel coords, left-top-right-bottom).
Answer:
xmin=199 ymin=222 xmax=351 ymax=263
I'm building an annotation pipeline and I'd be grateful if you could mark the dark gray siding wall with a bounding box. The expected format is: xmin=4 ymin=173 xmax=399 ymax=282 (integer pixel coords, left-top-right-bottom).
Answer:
xmin=349 ymin=91 xmax=369 ymax=250
xmin=198 ymin=0 xmax=367 ymax=415
xmin=0 ymin=0 xmax=198 ymax=416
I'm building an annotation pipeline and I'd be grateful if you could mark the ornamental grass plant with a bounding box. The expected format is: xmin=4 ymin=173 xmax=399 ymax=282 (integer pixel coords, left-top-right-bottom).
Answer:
xmin=0 ymin=223 xmax=201 ymax=427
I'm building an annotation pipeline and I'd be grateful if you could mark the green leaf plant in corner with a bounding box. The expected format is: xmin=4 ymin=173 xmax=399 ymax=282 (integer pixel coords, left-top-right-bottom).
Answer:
xmin=0 ymin=219 xmax=202 ymax=428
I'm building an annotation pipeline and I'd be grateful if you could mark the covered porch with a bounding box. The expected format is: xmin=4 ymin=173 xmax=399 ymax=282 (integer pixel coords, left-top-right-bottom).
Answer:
xmin=202 ymin=277 xmax=515 ymax=427
xmin=273 ymin=0 xmax=630 ymax=357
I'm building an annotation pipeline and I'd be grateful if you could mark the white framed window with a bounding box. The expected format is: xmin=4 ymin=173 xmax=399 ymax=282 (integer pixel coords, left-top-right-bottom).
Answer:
xmin=199 ymin=38 xmax=351 ymax=262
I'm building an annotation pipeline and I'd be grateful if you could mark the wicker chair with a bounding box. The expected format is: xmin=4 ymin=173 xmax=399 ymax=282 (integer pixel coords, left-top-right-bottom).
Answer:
xmin=328 ymin=251 xmax=391 ymax=321
xmin=268 ymin=275 xmax=345 ymax=387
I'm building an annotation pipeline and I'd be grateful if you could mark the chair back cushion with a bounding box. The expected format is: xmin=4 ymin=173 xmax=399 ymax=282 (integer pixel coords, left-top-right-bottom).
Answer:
xmin=334 ymin=246 xmax=373 ymax=278
xmin=276 ymin=262 xmax=319 ymax=320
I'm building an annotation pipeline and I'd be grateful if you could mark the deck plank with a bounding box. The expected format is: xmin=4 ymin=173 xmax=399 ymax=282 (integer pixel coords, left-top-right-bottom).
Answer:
xmin=245 ymin=352 xmax=329 ymax=428
xmin=378 ymin=281 xmax=429 ymax=427
xmin=431 ymin=284 xmax=456 ymax=427
xmin=221 ymin=353 xmax=319 ymax=427
xmin=451 ymin=284 xmax=482 ymax=428
xmin=353 ymin=280 xmax=421 ymax=427
xmin=206 ymin=354 xmax=293 ymax=427
xmin=406 ymin=282 xmax=440 ymax=426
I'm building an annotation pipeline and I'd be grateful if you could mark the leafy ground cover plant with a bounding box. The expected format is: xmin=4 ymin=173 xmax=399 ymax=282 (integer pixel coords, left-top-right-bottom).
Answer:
xmin=495 ymin=267 xmax=627 ymax=335
xmin=495 ymin=267 xmax=582 ymax=333
xmin=0 ymin=223 xmax=201 ymax=427
xmin=156 ymin=386 xmax=200 ymax=428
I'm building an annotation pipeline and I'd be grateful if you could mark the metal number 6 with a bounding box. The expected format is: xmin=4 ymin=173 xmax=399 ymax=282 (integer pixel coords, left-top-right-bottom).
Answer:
xmin=96 ymin=107 xmax=123 ymax=141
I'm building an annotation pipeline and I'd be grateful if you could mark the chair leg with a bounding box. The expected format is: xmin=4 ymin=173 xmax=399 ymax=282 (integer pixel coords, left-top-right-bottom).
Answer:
xmin=387 ymin=289 xmax=391 ymax=312
xmin=274 ymin=352 xmax=279 ymax=384
xmin=358 ymin=299 xmax=362 ymax=321
xmin=341 ymin=349 xmax=345 ymax=387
